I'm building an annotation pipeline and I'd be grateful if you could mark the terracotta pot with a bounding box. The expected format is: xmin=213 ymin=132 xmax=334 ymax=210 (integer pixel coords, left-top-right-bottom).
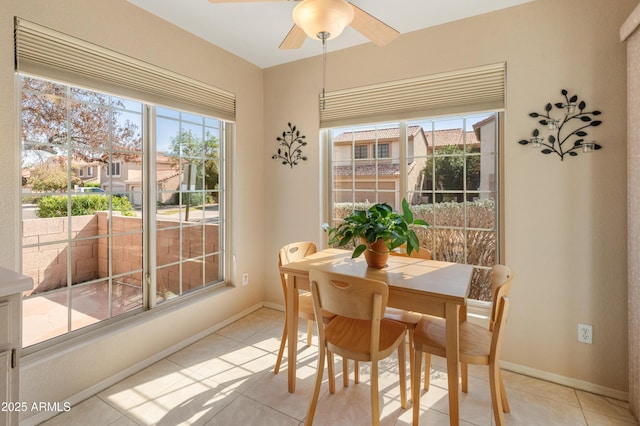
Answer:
xmin=363 ymin=238 xmax=390 ymax=269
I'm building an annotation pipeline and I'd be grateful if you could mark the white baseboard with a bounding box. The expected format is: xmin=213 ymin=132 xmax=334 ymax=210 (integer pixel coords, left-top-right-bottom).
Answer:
xmin=500 ymin=360 xmax=629 ymax=402
xmin=262 ymin=301 xmax=284 ymax=312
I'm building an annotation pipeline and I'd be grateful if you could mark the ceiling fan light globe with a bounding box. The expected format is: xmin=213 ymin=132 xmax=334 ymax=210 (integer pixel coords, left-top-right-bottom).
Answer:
xmin=292 ymin=0 xmax=354 ymax=41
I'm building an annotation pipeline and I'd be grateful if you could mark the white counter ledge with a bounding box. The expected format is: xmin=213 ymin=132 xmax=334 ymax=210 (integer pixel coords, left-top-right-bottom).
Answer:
xmin=0 ymin=267 xmax=32 ymax=298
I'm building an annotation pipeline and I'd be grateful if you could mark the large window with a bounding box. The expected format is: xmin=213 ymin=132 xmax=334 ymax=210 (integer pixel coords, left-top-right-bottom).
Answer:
xmin=20 ymin=75 xmax=228 ymax=348
xmin=326 ymin=113 xmax=499 ymax=301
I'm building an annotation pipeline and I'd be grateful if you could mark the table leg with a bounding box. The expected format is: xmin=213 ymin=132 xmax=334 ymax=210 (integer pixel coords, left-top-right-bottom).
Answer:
xmin=445 ymin=302 xmax=460 ymax=426
xmin=287 ymin=274 xmax=299 ymax=393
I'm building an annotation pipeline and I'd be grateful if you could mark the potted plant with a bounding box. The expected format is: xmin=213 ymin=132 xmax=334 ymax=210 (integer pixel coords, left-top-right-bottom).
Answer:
xmin=323 ymin=199 xmax=429 ymax=268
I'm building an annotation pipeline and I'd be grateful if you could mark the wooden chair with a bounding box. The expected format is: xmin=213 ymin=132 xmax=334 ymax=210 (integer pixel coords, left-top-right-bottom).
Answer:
xmin=305 ymin=270 xmax=408 ymax=426
xmin=348 ymin=247 xmax=432 ymax=386
xmin=412 ymin=265 xmax=514 ymax=426
xmin=274 ymin=242 xmax=321 ymax=374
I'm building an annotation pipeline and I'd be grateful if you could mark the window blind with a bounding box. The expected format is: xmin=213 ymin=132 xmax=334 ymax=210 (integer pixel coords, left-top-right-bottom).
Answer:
xmin=319 ymin=62 xmax=505 ymax=128
xmin=14 ymin=17 xmax=236 ymax=121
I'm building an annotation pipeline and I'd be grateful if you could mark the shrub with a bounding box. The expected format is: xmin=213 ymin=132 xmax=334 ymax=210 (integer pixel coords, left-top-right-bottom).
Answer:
xmin=183 ymin=192 xmax=205 ymax=206
xmin=37 ymin=195 xmax=135 ymax=218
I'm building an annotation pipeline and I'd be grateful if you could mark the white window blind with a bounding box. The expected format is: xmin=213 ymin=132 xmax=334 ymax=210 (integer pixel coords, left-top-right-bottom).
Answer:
xmin=14 ymin=17 xmax=236 ymax=121
xmin=320 ymin=62 xmax=505 ymax=128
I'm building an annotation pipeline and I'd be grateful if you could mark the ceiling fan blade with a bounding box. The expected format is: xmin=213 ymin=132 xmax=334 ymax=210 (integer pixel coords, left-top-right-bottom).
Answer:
xmin=279 ymin=24 xmax=306 ymax=49
xmin=349 ymin=3 xmax=399 ymax=46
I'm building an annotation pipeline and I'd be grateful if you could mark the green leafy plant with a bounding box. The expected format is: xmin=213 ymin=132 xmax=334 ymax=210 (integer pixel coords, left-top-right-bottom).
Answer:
xmin=323 ymin=199 xmax=428 ymax=258
xmin=37 ymin=194 xmax=135 ymax=218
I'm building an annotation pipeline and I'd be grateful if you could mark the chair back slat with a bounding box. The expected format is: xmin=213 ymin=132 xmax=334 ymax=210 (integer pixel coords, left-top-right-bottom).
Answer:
xmin=489 ymin=265 xmax=514 ymax=331
xmin=279 ymin=242 xmax=317 ymax=269
xmin=278 ymin=242 xmax=317 ymax=297
xmin=309 ymin=270 xmax=388 ymax=321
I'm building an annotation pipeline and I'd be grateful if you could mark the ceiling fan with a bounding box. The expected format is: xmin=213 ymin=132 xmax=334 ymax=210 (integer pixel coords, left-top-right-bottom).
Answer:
xmin=208 ymin=0 xmax=399 ymax=49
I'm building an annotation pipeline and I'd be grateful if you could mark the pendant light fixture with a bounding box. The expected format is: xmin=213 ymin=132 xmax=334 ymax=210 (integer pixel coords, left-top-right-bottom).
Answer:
xmin=292 ymin=0 xmax=354 ymax=41
xmin=292 ymin=0 xmax=354 ymax=110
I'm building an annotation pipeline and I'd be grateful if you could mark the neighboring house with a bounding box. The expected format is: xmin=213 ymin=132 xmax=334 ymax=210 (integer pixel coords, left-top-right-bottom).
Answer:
xmin=332 ymin=125 xmax=428 ymax=207
xmin=101 ymin=155 xmax=181 ymax=205
xmin=76 ymin=161 xmax=100 ymax=184
xmin=472 ymin=115 xmax=497 ymax=198
xmin=331 ymin=122 xmax=496 ymax=206
xmin=22 ymin=155 xmax=182 ymax=205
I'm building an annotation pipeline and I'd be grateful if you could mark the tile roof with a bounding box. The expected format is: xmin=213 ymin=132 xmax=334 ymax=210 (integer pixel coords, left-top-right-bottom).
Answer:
xmin=333 ymin=125 xmax=479 ymax=147
xmin=124 ymin=169 xmax=180 ymax=184
xmin=334 ymin=161 xmax=417 ymax=177
xmin=424 ymin=128 xmax=479 ymax=147
xmin=333 ymin=125 xmax=424 ymax=143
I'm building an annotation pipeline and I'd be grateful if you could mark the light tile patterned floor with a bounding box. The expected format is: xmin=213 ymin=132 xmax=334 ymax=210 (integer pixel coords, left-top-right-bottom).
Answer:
xmin=40 ymin=308 xmax=639 ymax=426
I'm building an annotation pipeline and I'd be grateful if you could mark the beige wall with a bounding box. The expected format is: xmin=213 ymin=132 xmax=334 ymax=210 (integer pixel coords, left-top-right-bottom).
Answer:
xmin=0 ymin=0 xmax=265 ymax=423
xmin=264 ymin=0 xmax=636 ymax=397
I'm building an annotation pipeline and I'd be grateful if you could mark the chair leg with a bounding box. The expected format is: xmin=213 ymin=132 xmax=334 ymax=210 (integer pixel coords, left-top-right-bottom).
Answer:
xmin=461 ymin=362 xmax=468 ymax=393
xmin=488 ymin=362 xmax=506 ymax=426
xmin=354 ymin=360 xmax=359 ymax=384
xmin=274 ymin=317 xmax=288 ymax=374
xmin=499 ymin=369 xmax=510 ymax=413
xmin=342 ymin=357 xmax=349 ymax=388
xmin=370 ymin=360 xmax=380 ymax=426
xmin=412 ymin=347 xmax=423 ymax=426
xmin=408 ymin=329 xmax=415 ymax=390
xmin=306 ymin=320 xmax=313 ymax=346
xmin=398 ymin=337 xmax=407 ymax=409
xmin=423 ymin=353 xmax=431 ymax=391
xmin=327 ymin=350 xmax=336 ymax=394
xmin=305 ymin=344 xmax=325 ymax=426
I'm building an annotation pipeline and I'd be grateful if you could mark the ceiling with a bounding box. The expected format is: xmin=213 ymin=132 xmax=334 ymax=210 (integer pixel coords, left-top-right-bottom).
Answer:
xmin=127 ymin=0 xmax=534 ymax=69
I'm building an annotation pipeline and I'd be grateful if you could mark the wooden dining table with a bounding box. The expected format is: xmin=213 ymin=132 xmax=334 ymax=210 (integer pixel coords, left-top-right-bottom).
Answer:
xmin=279 ymin=248 xmax=473 ymax=426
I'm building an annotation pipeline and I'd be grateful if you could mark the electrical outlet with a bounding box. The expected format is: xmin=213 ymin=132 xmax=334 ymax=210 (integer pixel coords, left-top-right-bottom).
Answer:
xmin=578 ymin=323 xmax=593 ymax=344
xmin=242 ymin=272 xmax=249 ymax=286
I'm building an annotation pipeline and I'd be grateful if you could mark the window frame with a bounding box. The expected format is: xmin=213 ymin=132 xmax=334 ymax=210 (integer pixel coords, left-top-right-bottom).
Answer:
xmin=375 ymin=142 xmax=390 ymax=159
xmin=322 ymin=112 xmax=503 ymax=303
xmin=18 ymin=74 xmax=232 ymax=352
xmin=354 ymin=144 xmax=368 ymax=159
xmin=106 ymin=161 xmax=122 ymax=177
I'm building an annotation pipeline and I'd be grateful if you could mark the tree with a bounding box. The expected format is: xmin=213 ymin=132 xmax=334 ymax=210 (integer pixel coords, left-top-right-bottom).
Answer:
xmin=167 ymin=129 xmax=219 ymax=221
xmin=423 ymin=145 xmax=480 ymax=202
xmin=28 ymin=157 xmax=82 ymax=192
xmin=20 ymin=76 xmax=142 ymax=164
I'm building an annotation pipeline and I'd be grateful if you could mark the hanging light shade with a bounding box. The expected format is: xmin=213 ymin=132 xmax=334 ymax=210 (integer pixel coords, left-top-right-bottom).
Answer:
xmin=292 ymin=0 xmax=355 ymax=41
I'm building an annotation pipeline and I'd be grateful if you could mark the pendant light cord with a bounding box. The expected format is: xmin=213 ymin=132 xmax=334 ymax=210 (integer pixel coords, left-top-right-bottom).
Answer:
xmin=320 ymin=31 xmax=328 ymax=111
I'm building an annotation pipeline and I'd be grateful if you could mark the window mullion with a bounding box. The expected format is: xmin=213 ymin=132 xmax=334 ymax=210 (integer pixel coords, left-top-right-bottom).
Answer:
xmin=399 ymin=122 xmax=408 ymax=203
xmin=145 ymin=105 xmax=156 ymax=310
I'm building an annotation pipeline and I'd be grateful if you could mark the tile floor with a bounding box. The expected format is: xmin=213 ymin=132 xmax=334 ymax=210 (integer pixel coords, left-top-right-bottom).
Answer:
xmin=23 ymin=281 xmax=143 ymax=347
xmin=40 ymin=308 xmax=638 ymax=426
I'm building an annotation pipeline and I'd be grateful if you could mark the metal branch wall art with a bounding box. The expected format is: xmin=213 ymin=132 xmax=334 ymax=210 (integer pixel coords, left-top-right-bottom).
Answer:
xmin=272 ymin=122 xmax=307 ymax=168
xmin=518 ymin=89 xmax=603 ymax=161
